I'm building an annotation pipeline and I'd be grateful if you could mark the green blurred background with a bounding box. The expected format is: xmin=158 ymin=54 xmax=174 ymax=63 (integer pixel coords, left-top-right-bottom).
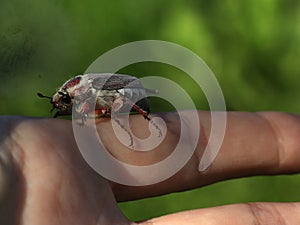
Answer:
xmin=1 ymin=0 xmax=300 ymax=221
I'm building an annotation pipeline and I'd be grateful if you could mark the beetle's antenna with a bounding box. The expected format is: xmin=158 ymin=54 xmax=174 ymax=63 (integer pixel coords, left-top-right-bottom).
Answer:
xmin=37 ymin=93 xmax=56 ymax=113
xmin=37 ymin=93 xmax=52 ymax=100
xmin=37 ymin=93 xmax=54 ymax=108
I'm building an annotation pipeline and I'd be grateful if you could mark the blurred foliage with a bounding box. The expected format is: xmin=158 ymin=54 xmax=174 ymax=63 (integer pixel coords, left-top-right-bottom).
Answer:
xmin=1 ymin=0 xmax=300 ymax=221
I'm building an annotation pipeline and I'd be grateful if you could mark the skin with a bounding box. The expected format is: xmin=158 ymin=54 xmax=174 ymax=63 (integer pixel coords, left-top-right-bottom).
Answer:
xmin=1 ymin=111 xmax=300 ymax=224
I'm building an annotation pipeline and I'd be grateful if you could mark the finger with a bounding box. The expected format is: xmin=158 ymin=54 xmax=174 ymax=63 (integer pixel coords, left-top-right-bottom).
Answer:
xmin=0 ymin=117 xmax=21 ymax=224
xmin=0 ymin=117 xmax=131 ymax=225
xmin=139 ymin=202 xmax=300 ymax=225
xmin=94 ymin=111 xmax=300 ymax=201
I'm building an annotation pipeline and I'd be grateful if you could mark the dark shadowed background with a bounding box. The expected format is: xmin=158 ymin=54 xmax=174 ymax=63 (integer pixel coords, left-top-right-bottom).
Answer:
xmin=1 ymin=0 xmax=300 ymax=221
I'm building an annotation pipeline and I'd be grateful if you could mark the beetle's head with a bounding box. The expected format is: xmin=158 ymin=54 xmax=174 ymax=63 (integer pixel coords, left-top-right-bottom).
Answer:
xmin=37 ymin=91 xmax=73 ymax=117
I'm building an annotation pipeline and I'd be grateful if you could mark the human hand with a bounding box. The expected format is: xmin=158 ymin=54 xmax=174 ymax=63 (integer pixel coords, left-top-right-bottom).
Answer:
xmin=1 ymin=111 xmax=300 ymax=225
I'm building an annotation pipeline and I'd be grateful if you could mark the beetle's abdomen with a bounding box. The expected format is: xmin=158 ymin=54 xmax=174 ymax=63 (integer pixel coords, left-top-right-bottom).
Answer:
xmin=96 ymin=88 xmax=150 ymax=114
xmin=121 ymin=88 xmax=150 ymax=113
xmin=118 ymin=87 xmax=147 ymax=100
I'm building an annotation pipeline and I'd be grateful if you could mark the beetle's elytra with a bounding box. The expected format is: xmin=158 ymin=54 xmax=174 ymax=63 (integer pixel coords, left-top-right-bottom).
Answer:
xmin=38 ymin=73 xmax=162 ymax=147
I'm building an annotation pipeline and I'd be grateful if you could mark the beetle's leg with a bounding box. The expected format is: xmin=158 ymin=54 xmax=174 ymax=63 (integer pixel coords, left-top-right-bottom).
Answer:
xmin=128 ymin=100 xmax=162 ymax=137
xmin=112 ymin=96 xmax=124 ymax=112
xmin=80 ymin=113 xmax=87 ymax=125
xmin=112 ymin=116 xmax=134 ymax=148
xmin=53 ymin=111 xmax=59 ymax=118
xmin=130 ymin=103 xmax=162 ymax=137
xmin=95 ymin=108 xmax=110 ymax=117
xmin=116 ymin=90 xmax=162 ymax=137
xmin=130 ymin=103 xmax=150 ymax=120
xmin=147 ymin=118 xmax=162 ymax=137
xmin=81 ymin=102 xmax=90 ymax=114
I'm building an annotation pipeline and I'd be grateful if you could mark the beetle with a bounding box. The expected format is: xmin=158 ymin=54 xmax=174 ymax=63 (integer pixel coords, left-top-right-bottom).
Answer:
xmin=38 ymin=73 xmax=161 ymax=147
